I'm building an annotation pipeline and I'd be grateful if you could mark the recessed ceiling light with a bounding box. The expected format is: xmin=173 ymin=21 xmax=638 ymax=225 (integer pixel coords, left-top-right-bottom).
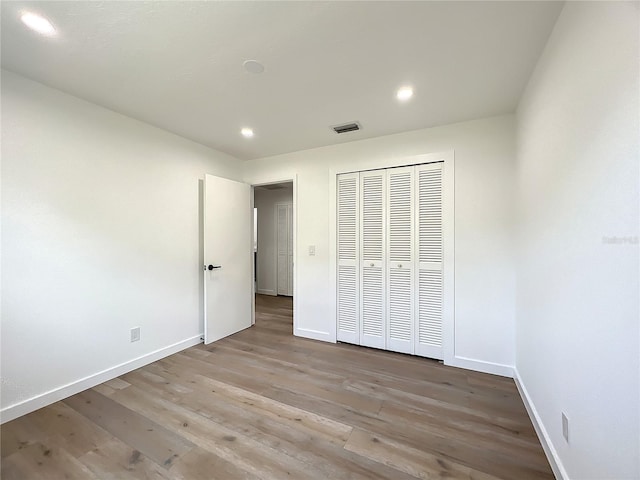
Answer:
xmin=396 ymin=86 xmax=414 ymax=102
xmin=20 ymin=12 xmax=56 ymax=36
xmin=241 ymin=128 xmax=254 ymax=138
xmin=243 ymin=60 xmax=264 ymax=74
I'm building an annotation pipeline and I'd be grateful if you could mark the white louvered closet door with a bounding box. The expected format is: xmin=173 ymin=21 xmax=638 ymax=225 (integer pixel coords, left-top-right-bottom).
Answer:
xmin=276 ymin=204 xmax=291 ymax=296
xmin=415 ymin=163 xmax=444 ymax=359
xmin=337 ymin=173 xmax=359 ymax=344
xmin=386 ymin=166 xmax=414 ymax=354
xmin=287 ymin=204 xmax=293 ymax=295
xmin=359 ymin=171 xmax=386 ymax=349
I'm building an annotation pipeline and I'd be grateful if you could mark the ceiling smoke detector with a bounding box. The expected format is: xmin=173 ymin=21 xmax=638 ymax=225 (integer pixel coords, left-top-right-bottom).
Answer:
xmin=332 ymin=122 xmax=361 ymax=134
xmin=243 ymin=60 xmax=264 ymax=74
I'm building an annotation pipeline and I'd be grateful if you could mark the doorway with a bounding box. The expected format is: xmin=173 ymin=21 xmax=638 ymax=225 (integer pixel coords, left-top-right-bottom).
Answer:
xmin=253 ymin=181 xmax=295 ymax=331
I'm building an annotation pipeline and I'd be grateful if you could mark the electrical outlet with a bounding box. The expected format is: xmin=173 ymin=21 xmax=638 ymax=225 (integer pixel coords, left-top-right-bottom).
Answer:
xmin=562 ymin=412 xmax=569 ymax=442
xmin=130 ymin=327 xmax=141 ymax=343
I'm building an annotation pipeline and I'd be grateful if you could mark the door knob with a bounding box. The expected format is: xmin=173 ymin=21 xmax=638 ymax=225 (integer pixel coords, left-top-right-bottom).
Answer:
xmin=207 ymin=265 xmax=222 ymax=270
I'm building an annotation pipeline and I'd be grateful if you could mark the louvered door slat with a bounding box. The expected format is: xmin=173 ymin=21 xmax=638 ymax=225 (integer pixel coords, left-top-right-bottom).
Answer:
xmin=360 ymin=171 xmax=385 ymax=348
xmin=388 ymin=268 xmax=412 ymax=342
xmin=338 ymin=176 xmax=357 ymax=261
xmin=362 ymin=267 xmax=384 ymax=338
xmin=386 ymin=167 xmax=414 ymax=354
xmin=415 ymin=163 xmax=444 ymax=359
xmin=338 ymin=265 xmax=357 ymax=334
xmin=337 ymin=173 xmax=359 ymax=344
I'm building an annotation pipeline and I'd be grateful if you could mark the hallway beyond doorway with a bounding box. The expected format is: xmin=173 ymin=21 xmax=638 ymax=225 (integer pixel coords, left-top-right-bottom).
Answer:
xmin=255 ymin=294 xmax=293 ymax=335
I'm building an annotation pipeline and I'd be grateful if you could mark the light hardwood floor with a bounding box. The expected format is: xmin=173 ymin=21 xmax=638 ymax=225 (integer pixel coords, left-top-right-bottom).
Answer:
xmin=1 ymin=294 xmax=553 ymax=479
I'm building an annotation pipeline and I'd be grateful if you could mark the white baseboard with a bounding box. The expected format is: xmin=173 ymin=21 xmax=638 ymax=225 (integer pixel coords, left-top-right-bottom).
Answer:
xmin=447 ymin=355 xmax=514 ymax=377
xmin=513 ymin=368 xmax=568 ymax=480
xmin=294 ymin=327 xmax=333 ymax=343
xmin=256 ymin=289 xmax=277 ymax=296
xmin=0 ymin=335 xmax=203 ymax=424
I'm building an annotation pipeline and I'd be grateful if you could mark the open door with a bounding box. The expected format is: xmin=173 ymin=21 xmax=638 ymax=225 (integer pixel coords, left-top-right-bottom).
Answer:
xmin=203 ymin=174 xmax=252 ymax=344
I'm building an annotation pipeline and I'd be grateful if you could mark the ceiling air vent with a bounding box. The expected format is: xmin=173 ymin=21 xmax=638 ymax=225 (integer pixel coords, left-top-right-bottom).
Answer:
xmin=332 ymin=122 xmax=361 ymax=134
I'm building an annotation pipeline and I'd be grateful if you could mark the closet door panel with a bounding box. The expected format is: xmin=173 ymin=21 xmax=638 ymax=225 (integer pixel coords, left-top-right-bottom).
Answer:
xmin=277 ymin=204 xmax=290 ymax=295
xmin=415 ymin=163 xmax=444 ymax=359
xmin=386 ymin=167 xmax=414 ymax=354
xmin=360 ymin=171 xmax=385 ymax=349
xmin=287 ymin=205 xmax=293 ymax=295
xmin=337 ymin=173 xmax=359 ymax=344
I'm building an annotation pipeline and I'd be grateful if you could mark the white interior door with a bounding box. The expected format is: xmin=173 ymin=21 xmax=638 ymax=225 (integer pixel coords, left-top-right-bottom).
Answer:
xmin=276 ymin=203 xmax=293 ymax=296
xmin=336 ymin=173 xmax=359 ymax=344
xmin=287 ymin=205 xmax=293 ymax=295
xmin=414 ymin=163 xmax=444 ymax=359
xmin=204 ymin=174 xmax=252 ymax=344
xmin=360 ymin=170 xmax=386 ymax=349
xmin=386 ymin=166 xmax=414 ymax=354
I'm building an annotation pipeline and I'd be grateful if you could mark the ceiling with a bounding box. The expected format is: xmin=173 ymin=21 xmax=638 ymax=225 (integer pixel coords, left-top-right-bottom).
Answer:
xmin=1 ymin=1 xmax=563 ymax=160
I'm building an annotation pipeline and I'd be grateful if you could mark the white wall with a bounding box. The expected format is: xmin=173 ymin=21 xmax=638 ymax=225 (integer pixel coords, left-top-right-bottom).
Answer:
xmin=515 ymin=3 xmax=639 ymax=479
xmin=1 ymin=70 xmax=242 ymax=421
xmin=243 ymin=115 xmax=517 ymax=375
xmin=254 ymin=185 xmax=293 ymax=295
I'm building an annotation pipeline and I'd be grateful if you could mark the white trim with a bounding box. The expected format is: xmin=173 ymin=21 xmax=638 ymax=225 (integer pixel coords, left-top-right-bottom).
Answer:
xmin=330 ymin=151 xmax=454 ymax=353
xmin=514 ymin=368 xmax=568 ymax=480
xmin=250 ymin=187 xmax=256 ymax=326
xmin=294 ymin=327 xmax=333 ymax=343
xmin=0 ymin=335 xmax=202 ymax=424
xmin=447 ymin=355 xmax=514 ymax=378
xmin=329 ymin=169 xmax=338 ymax=342
xmin=292 ymin=176 xmax=298 ymax=332
xmin=441 ymin=152 xmax=455 ymax=366
xmin=256 ymin=288 xmax=277 ymax=296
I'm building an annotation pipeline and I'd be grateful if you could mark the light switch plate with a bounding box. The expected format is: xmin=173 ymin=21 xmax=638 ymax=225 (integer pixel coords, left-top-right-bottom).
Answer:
xmin=130 ymin=327 xmax=141 ymax=343
xmin=308 ymin=245 xmax=316 ymax=256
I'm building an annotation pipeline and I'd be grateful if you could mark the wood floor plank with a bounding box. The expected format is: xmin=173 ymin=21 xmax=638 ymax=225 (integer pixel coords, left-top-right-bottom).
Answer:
xmin=119 ymin=369 xmax=419 ymax=480
xmin=1 ymin=442 xmax=99 ymax=480
xmin=0 ymin=414 xmax=48 ymax=459
xmin=63 ymin=389 xmax=195 ymax=469
xmin=108 ymin=384 xmax=328 ymax=480
xmin=77 ymin=439 xmax=173 ymax=480
xmin=344 ymin=428 xmax=501 ymax=480
xmin=140 ymin=362 xmax=354 ymax=447
xmin=112 ymin=381 xmax=415 ymax=480
xmin=24 ymin=401 xmax=117 ymax=458
xmin=345 ymin=378 xmax=536 ymax=443
xmin=169 ymin=447 xmax=262 ymax=480
xmin=103 ymin=377 xmax=131 ymax=390
xmin=221 ymin=336 xmax=533 ymax=435
xmin=0 ymin=294 xmax=553 ymax=479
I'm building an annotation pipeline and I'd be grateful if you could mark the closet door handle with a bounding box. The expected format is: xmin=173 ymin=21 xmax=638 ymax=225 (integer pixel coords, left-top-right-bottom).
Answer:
xmin=370 ymin=263 xmax=375 ymax=267
xmin=397 ymin=264 xmax=403 ymax=268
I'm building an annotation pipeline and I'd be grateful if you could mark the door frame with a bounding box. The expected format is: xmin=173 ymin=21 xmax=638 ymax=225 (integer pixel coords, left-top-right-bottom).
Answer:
xmin=251 ymin=176 xmax=298 ymax=332
xmin=329 ymin=151 xmax=455 ymax=365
